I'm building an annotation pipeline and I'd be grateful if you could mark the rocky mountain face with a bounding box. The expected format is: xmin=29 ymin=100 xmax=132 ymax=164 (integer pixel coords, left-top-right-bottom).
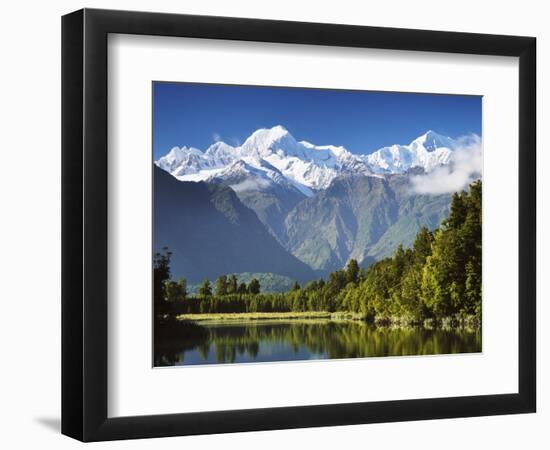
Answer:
xmin=284 ymin=173 xmax=450 ymax=272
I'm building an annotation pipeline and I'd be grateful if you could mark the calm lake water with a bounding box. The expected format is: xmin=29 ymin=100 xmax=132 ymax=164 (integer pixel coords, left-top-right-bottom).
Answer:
xmin=154 ymin=320 xmax=481 ymax=367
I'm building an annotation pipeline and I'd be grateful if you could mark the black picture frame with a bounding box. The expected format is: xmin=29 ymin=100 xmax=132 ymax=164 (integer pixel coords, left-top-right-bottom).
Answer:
xmin=62 ymin=8 xmax=536 ymax=442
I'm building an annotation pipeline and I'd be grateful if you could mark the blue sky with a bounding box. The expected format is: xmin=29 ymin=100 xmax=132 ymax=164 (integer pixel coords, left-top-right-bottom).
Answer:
xmin=153 ymin=82 xmax=482 ymax=160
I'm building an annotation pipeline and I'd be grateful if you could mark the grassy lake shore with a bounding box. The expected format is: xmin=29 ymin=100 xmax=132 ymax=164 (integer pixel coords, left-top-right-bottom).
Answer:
xmin=175 ymin=311 xmax=480 ymax=329
xmin=177 ymin=311 xmax=339 ymax=322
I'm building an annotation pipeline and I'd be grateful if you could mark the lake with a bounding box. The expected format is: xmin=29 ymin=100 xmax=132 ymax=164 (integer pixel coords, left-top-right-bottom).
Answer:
xmin=154 ymin=320 xmax=481 ymax=366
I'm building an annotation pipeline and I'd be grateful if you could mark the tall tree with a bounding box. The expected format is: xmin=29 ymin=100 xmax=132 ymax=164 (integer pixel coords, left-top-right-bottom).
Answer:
xmin=153 ymin=247 xmax=172 ymax=310
xmin=464 ymin=259 xmax=482 ymax=315
xmin=165 ymin=277 xmax=187 ymax=302
xmin=215 ymin=275 xmax=228 ymax=296
xmin=445 ymin=191 xmax=468 ymax=229
xmin=345 ymin=259 xmax=360 ymax=285
xmin=237 ymin=282 xmax=248 ymax=294
xmin=199 ymin=278 xmax=212 ymax=298
xmin=412 ymin=226 xmax=434 ymax=265
xmin=248 ymin=278 xmax=261 ymax=295
xmin=227 ymin=274 xmax=238 ymax=295
xmin=421 ymin=228 xmax=460 ymax=317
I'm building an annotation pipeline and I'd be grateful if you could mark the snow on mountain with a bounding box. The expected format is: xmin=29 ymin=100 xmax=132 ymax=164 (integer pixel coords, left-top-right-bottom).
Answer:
xmin=155 ymin=126 xmax=479 ymax=193
xmin=414 ymin=130 xmax=457 ymax=151
xmin=155 ymin=125 xmax=373 ymax=196
xmin=365 ymin=130 xmax=470 ymax=174
xmin=156 ymin=146 xmax=204 ymax=175
xmin=208 ymin=157 xmax=312 ymax=197
xmin=203 ymin=141 xmax=238 ymax=167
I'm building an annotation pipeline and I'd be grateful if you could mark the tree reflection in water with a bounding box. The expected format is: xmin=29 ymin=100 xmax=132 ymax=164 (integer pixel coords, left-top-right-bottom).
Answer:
xmin=154 ymin=320 xmax=481 ymax=366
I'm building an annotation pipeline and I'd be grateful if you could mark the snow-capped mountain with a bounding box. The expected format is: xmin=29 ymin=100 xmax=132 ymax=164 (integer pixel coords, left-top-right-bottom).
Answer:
xmin=154 ymin=126 xmax=481 ymax=277
xmin=156 ymin=125 xmax=373 ymax=196
xmin=155 ymin=126 xmax=479 ymax=194
xmin=365 ymin=130 xmax=468 ymax=174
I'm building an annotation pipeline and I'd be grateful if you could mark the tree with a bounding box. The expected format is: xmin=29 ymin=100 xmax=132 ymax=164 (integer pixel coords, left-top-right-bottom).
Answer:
xmin=421 ymin=229 xmax=460 ymax=318
xmin=237 ymin=282 xmax=248 ymax=294
xmin=464 ymin=259 xmax=482 ymax=316
xmin=358 ymin=267 xmax=368 ymax=283
xmin=227 ymin=274 xmax=238 ymax=295
xmin=328 ymin=270 xmax=347 ymax=292
xmin=165 ymin=277 xmax=187 ymax=302
xmin=445 ymin=191 xmax=468 ymax=229
xmin=412 ymin=227 xmax=434 ymax=265
xmin=248 ymin=278 xmax=261 ymax=295
xmin=291 ymin=281 xmax=301 ymax=291
xmin=291 ymin=288 xmax=307 ymax=311
xmin=153 ymin=247 xmax=172 ymax=309
xmin=199 ymin=278 xmax=212 ymax=298
xmin=392 ymin=244 xmax=407 ymax=280
xmin=362 ymin=258 xmax=394 ymax=319
xmin=345 ymin=259 xmax=360 ymax=285
xmin=305 ymin=280 xmax=319 ymax=291
xmin=399 ymin=268 xmax=425 ymax=319
xmin=215 ymin=275 xmax=228 ymax=296
xmin=418 ymin=182 xmax=481 ymax=318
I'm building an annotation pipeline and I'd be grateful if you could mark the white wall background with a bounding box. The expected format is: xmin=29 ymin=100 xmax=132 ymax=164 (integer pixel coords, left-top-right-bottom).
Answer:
xmin=0 ymin=1 xmax=546 ymax=448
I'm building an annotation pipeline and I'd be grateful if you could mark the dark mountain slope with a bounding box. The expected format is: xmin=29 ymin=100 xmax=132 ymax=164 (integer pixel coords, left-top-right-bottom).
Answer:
xmin=205 ymin=159 xmax=306 ymax=244
xmin=154 ymin=166 xmax=315 ymax=283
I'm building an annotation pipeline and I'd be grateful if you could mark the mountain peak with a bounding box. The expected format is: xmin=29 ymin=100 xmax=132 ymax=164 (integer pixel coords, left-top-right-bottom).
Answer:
xmin=411 ymin=130 xmax=454 ymax=151
xmin=365 ymin=130 xmax=461 ymax=174
xmin=239 ymin=125 xmax=299 ymax=160
xmin=155 ymin=146 xmax=203 ymax=173
xmin=269 ymin=124 xmax=289 ymax=134
xmin=167 ymin=145 xmax=202 ymax=159
xmin=207 ymin=140 xmax=234 ymax=151
xmin=244 ymin=125 xmax=293 ymax=146
xmin=204 ymin=141 xmax=235 ymax=157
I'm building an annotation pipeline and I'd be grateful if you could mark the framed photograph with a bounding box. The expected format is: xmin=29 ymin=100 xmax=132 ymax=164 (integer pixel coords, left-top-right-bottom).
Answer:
xmin=62 ymin=8 xmax=536 ymax=441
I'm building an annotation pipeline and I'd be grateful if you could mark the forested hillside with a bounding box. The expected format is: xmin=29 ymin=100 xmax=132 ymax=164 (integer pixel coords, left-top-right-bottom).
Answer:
xmin=156 ymin=180 xmax=481 ymax=326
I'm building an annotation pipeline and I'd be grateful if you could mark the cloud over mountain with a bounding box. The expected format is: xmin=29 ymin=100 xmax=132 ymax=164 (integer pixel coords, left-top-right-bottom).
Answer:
xmin=409 ymin=135 xmax=482 ymax=195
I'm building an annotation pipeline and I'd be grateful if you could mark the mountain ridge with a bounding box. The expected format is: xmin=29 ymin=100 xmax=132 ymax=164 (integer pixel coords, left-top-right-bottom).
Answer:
xmin=156 ymin=126 xmax=479 ymax=193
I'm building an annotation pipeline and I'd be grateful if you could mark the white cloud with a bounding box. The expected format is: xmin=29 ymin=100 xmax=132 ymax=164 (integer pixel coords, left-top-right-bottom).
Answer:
xmin=212 ymin=132 xmax=222 ymax=142
xmin=230 ymin=178 xmax=271 ymax=193
xmin=410 ymin=136 xmax=482 ymax=195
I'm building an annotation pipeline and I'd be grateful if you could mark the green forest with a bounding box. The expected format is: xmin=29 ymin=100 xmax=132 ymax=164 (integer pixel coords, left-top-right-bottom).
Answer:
xmin=155 ymin=180 xmax=481 ymax=327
